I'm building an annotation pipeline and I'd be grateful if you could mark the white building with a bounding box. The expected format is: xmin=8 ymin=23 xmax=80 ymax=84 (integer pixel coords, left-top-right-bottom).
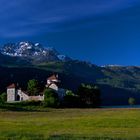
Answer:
xmin=7 ymin=83 xmax=44 ymax=102
xmin=7 ymin=74 xmax=65 ymax=102
xmin=46 ymin=74 xmax=66 ymax=100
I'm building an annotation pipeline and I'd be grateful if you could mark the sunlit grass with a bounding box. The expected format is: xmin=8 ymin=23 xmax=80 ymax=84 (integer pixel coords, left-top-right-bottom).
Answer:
xmin=0 ymin=109 xmax=139 ymax=139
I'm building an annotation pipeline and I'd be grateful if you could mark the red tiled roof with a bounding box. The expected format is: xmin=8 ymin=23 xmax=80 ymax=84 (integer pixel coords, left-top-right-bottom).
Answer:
xmin=47 ymin=74 xmax=58 ymax=80
xmin=7 ymin=83 xmax=16 ymax=88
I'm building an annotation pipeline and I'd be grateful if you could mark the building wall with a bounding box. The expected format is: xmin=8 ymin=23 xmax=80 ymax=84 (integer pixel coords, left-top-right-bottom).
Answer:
xmin=17 ymin=90 xmax=29 ymax=101
xmin=7 ymin=88 xmax=44 ymax=102
xmin=29 ymin=95 xmax=44 ymax=101
xmin=16 ymin=90 xmax=44 ymax=101
xmin=7 ymin=88 xmax=16 ymax=102
xmin=49 ymin=83 xmax=58 ymax=91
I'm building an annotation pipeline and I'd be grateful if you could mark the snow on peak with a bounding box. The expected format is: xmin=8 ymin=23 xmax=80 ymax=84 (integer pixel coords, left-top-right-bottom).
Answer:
xmin=0 ymin=41 xmax=71 ymax=62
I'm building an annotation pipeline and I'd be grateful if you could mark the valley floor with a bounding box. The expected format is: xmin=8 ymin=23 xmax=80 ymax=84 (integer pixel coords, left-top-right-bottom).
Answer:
xmin=0 ymin=108 xmax=140 ymax=140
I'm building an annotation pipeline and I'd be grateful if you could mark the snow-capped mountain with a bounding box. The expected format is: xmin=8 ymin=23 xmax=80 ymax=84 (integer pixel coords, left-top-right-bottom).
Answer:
xmin=0 ymin=41 xmax=71 ymax=62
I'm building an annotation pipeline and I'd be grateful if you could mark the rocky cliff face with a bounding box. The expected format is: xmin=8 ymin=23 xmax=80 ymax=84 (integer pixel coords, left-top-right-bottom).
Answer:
xmin=0 ymin=41 xmax=71 ymax=63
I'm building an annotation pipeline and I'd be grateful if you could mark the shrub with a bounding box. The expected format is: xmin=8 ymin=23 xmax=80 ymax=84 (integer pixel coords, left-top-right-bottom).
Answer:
xmin=63 ymin=94 xmax=80 ymax=108
xmin=0 ymin=92 xmax=7 ymax=105
xmin=128 ymin=97 xmax=136 ymax=105
xmin=43 ymin=88 xmax=59 ymax=107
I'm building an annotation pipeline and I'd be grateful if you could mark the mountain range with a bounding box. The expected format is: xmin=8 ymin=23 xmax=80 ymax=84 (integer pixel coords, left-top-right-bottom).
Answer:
xmin=0 ymin=41 xmax=140 ymax=105
xmin=0 ymin=41 xmax=71 ymax=65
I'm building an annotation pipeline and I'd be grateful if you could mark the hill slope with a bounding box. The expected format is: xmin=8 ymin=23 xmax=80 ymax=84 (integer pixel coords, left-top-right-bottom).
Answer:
xmin=1 ymin=42 xmax=140 ymax=105
xmin=1 ymin=61 xmax=140 ymax=105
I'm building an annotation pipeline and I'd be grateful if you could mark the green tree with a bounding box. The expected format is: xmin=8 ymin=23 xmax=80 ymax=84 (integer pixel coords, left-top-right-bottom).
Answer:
xmin=43 ymin=88 xmax=59 ymax=107
xmin=0 ymin=92 xmax=7 ymax=105
xmin=66 ymin=90 xmax=75 ymax=96
xmin=128 ymin=97 xmax=136 ymax=105
xmin=77 ymin=83 xmax=101 ymax=107
xmin=63 ymin=90 xmax=80 ymax=108
xmin=27 ymin=79 xmax=39 ymax=96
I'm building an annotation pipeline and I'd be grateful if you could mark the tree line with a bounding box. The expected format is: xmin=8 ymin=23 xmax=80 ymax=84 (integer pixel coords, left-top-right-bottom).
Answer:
xmin=19 ymin=79 xmax=101 ymax=108
xmin=0 ymin=79 xmax=137 ymax=107
xmin=42 ymin=81 xmax=101 ymax=108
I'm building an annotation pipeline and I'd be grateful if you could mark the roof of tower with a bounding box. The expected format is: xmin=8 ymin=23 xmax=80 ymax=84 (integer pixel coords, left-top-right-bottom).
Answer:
xmin=47 ymin=74 xmax=58 ymax=81
xmin=7 ymin=83 xmax=16 ymax=89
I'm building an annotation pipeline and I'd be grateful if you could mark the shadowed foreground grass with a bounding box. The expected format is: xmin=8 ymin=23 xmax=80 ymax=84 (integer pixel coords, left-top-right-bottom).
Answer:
xmin=0 ymin=108 xmax=140 ymax=140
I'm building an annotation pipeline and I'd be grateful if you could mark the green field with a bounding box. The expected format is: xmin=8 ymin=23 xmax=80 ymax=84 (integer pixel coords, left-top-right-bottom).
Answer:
xmin=0 ymin=108 xmax=140 ymax=140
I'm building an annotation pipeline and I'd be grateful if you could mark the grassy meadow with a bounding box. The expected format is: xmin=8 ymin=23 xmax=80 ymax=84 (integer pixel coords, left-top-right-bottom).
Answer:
xmin=0 ymin=108 xmax=140 ymax=140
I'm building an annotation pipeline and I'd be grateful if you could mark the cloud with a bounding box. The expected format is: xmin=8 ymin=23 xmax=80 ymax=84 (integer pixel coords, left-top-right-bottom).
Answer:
xmin=0 ymin=0 xmax=139 ymax=38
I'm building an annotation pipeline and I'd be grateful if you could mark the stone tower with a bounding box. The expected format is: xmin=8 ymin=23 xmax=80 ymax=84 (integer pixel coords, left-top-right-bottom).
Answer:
xmin=7 ymin=83 xmax=16 ymax=102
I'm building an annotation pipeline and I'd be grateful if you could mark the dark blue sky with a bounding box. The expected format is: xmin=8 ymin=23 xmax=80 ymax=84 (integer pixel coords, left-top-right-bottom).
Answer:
xmin=0 ymin=0 xmax=140 ymax=66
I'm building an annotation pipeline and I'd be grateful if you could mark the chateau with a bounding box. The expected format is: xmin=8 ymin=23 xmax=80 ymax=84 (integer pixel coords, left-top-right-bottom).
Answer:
xmin=7 ymin=74 xmax=65 ymax=102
